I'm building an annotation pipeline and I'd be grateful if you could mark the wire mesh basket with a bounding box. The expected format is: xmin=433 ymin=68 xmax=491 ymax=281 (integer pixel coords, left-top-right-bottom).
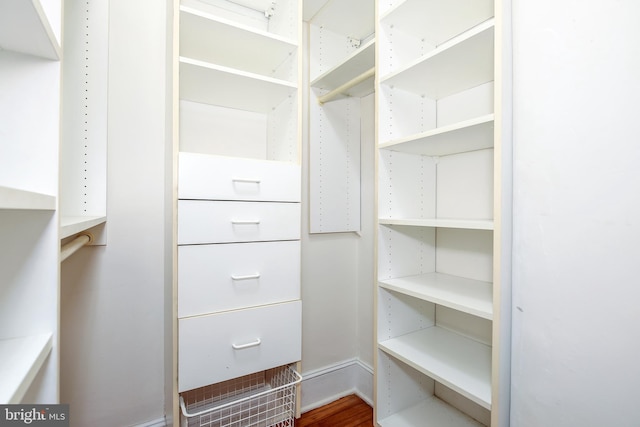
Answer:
xmin=180 ymin=365 xmax=302 ymax=427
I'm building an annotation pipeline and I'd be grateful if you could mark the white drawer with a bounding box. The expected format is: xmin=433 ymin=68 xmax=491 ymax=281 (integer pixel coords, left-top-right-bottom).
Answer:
xmin=178 ymin=241 xmax=300 ymax=318
xmin=179 ymin=152 xmax=301 ymax=202
xmin=178 ymin=200 xmax=300 ymax=244
xmin=178 ymin=301 xmax=302 ymax=392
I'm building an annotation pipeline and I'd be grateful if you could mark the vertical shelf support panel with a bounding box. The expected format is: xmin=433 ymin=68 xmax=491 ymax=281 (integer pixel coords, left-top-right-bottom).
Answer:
xmin=60 ymin=0 xmax=108 ymax=244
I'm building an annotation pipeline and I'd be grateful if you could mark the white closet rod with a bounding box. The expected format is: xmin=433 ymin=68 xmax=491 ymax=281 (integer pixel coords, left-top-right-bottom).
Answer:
xmin=318 ymin=67 xmax=375 ymax=105
xmin=60 ymin=233 xmax=93 ymax=262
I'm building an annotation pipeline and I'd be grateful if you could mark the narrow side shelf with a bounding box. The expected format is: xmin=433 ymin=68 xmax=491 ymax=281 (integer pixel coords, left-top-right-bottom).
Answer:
xmin=379 ymin=326 xmax=491 ymax=410
xmin=379 ymin=218 xmax=494 ymax=230
xmin=311 ymin=39 xmax=375 ymax=97
xmin=380 ymin=20 xmax=494 ymax=100
xmin=379 ymin=114 xmax=494 ymax=156
xmin=0 ymin=333 xmax=53 ymax=404
xmin=0 ymin=186 xmax=55 ymax=211
xmin=180 ymin=57 xmax=297 ymax=113
xmin=379 ymin=272 xmax=493 ymax=320
xmin=180 ymin=5 xmax=297 ymax=79
xmin=309 ymin=0 xmax=374 ymax=41
xmin=0 ymin=0 xmax=61 ymax=60
xmin=378 ymin=395 xmax=484 ymax=427
xmin=60 ymin=215 xmax=106 ymax=239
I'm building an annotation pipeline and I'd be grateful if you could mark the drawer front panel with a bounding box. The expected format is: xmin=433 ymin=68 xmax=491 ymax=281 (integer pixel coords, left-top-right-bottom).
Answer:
xmin=179 ymin=152 xmax=301 ymax=202
xmin=178 ymin=301 xmax=302 ymax=392
xmin=178 ymin=240 xmax=300 ymax=318
xmin=178 ymin=200 xmax=301 ymax=244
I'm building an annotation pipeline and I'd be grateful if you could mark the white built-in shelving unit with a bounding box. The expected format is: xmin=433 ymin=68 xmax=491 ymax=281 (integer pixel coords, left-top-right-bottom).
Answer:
xmin=59 ymin=0 xmax=108 ymax=245
xmin=375 ymin=0 xmax=510 ymax=426
xmin=308 ymin=0 xmax=375 ymax=233
xmin=173 ymin=0 xmax=302 ymax=424
xmin=0 ymin=0 xmax=62 ymax=404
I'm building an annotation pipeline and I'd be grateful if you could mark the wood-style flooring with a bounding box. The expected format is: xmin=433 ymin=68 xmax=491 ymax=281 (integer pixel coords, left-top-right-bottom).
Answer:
xmin=295 ymin=394 xmax=373 ymax=427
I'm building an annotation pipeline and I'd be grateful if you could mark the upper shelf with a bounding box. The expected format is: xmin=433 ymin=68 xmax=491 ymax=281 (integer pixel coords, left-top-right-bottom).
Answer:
xmin=379 ymin=218 xmax=494 ymax=231
xmin=0 ymin=186 xmax=55 ymax=211
xmin=0 ymin=333 xmax=52 ymax=404
xmin=380 ymin=0 xmax=493 ymax=48
xmin=309 ymin=0 xmax=374 ymax=40
xmin=311 ymin=39 xmax=375 ymax=98
xmin=60 ymin=215 xmax=106 ymax=239
xmin=180 ymin=57 xmax=297 ymax=113
xmin=0 ymin=0 xmax=61 ymax=60
xmin=379 ymin=114 xmax=494 ymax=156
xmin=180 ymin=5 xmax=297 ymax=81
xmin=380 ymin=19 xmax=495 ymax=100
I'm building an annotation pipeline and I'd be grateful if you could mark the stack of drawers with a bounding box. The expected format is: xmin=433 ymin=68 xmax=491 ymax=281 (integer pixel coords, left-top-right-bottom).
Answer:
xmin=177 ymin=152 xmax=302 ymax=393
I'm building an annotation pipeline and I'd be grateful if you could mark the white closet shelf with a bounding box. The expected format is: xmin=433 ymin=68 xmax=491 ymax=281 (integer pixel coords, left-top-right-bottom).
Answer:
xmin=379 ymin=326 xmax=491 ymax=410
xmin=380 ymin=20 xmax=494 ymax=100
xmin=0 ymin=333 xmax=52 ymax=404
xmin=311 ymin=39 xmax=375 ymax=97
xmin=180 ymin=57 xmax=297 ymax=114
xmin=310 ymin=0 xmax=374 ymax=41
xmin=380 ymin=0 xmax=493 ymax=49
xmin=379 ymin=272 xmax=492 ymax=320
xmin=379 ymin=218 xmax=494 ymax=231
xmin=0 ymin=186 xmax=55 ymax=210
xmin=379 ymin=114 xmax=494 ymax=156
xmin=60 ymin=215 xmax=106 ymax=239
xmin=378 ymin=396 xmax=484 ymax=427
xmin=0 ymin=0 xmax=61 ymax=60
xmin=180 ymin=6 xmax=297 ymax=79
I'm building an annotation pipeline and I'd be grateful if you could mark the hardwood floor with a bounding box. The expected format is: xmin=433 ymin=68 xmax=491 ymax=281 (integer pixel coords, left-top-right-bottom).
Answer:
xmin=295 ymin=395 xmax=373 ymax=427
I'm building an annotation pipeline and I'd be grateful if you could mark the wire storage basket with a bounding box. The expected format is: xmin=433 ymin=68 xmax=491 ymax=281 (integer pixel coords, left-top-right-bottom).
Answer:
xmin=180 ymin=365 xmax=302 ymax=427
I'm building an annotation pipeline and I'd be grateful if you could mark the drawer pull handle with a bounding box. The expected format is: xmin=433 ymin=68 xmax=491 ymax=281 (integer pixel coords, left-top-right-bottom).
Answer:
xmin=232 ymin=178 xmax=261 ymax=184
xmin=231 ymin=273 xmax=261 ymax=281
xmin=232 ymin=338 xmax=261 ymax=350
xmin=231 ymin=220 xmax=260 ymax=225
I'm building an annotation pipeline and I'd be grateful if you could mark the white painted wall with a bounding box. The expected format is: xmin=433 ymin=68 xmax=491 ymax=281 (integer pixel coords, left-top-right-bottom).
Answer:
xmin=511 ymin=1 xmax=640 ymax=425
xmin=60 ymin=1 xmax=169 ymax=425
xmin=300 ymin=93 xmax=375 ymax=373
xmin=299 ymin=19 xmax=375 ymax=404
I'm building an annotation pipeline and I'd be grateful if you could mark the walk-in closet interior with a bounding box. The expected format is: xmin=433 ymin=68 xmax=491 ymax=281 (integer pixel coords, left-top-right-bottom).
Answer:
xmin=2 ymin=0 xmax=640 ymax=426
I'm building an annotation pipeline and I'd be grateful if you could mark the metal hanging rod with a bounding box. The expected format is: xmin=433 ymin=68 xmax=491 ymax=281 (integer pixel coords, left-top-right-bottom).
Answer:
xmin=318 ymin=67 xmax=375 ymax=105
xmin=61 ymin=233 xmax=93 ymax=262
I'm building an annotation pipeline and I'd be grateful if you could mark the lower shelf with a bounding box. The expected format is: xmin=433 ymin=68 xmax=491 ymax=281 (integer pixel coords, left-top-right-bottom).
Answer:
xmin=379 ymin=326 xmax=491 ymax=409
xmin=180 ymin=365 xmax=302 ymax=427
xmin=0 ymin=333 xmax=52 ymax=403
xmin=378 ymin=395 xmax=484 ymax=427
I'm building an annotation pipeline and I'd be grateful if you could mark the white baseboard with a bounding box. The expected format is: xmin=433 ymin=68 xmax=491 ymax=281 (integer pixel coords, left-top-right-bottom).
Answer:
xmin=132 ymin=417 xmax=166 ymax=427
xmin=300 ymin=358 xmax=373 ymax=413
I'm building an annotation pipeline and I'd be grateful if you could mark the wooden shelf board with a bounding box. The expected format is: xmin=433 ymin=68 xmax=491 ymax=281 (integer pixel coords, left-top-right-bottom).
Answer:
xmin=311 ymin=39 xmax=375 ymax=92
xmin=60 ymin=215 xmax=106 ymax=239
xmin=0 ymin=333 xmax=53 ymax=404
xmin=179 ymin=57 xmax=297 ymax=113
xmin=380 ymin=272 xmax=493 ymax=320
xmin=180 ymin=5 xmax=297 ymax=78
xmin=379 ymin=114 xmax=494 ymax=156
xmin=379 ymin=218 xmax=494 ymax=231
xmin=380 ymin=20 xmax=494 ymax=100
xmin=0 ymin=0 xmax=60 ymax=60
xmin=380 ymin=0 xmax=493 ymax=49
xmin=0 ymin=186 xmax=55 ymax=211
xmin=379 ymin=327 xmax=491 ymax=410
xmin=378 ymin=395 xmax=484 ymax=427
